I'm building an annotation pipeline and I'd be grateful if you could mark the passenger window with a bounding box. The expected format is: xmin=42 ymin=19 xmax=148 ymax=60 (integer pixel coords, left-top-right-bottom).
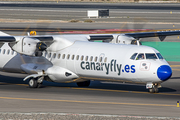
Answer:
xmin=44 ymin=52 xmax=47 ymax=57
xmin=7 ymin=50 xmax=10 ymax=55
xmin=48 ymin=53 xmax=51 ymax=58
xmin=3 ymin=49 xmax=6 ymax=54
xmin=53 ymin=53 xmax=56 ymax=59
xmin=99 ymin=57 xmax=102 ymax=62
xmin=130 ymin=53 xmax=138 ymax=60
xmin=67 ymin=54 xmax=70 ymax=59
xmin=81 ymin=56 xmax=84 ymax=61
xmin=58 ymin=54 xmax=61 ymax=59
xmin=11 ymin=51 xmax=14 ymax=55
xmin=104 ymin=57 xmax=107 ymax=62
xmin=72 ymin=55 xmax=75 ymax=60
xmin=136 ymin=53 xmax=145 ymax=60
xmin=90 ymin=56 xmax=93 ymax=61
xmin=146 ymin=53 xmax=157 ymax=59
xmin=156 ymin=53 xmax=163 ymax=59
xmin=94 ymin=57 xmax=98 ymax=62
xmin=85 ymin=56 xmax=88 ymax=61
xmin=62 ymin=54 xmax=65 ymax=59
xmin=76 ymin=55 xmax=79 ymax=60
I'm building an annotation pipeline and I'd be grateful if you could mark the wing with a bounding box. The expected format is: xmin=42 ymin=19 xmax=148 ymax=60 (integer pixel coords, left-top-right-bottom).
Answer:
xmin=89 ymin=35 xmax=114 ymax=41
xmin=0 ymin=33 xmax=54 ymax=56
xmin=124 ymin=30 xmax=180 ymax=41
xmin=87 ymin=30 xmax=180 ymax=44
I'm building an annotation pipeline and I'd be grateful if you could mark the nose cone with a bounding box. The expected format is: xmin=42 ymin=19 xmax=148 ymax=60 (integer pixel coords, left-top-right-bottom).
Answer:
xmin=157 ymin=65 xmax=172 ymax=81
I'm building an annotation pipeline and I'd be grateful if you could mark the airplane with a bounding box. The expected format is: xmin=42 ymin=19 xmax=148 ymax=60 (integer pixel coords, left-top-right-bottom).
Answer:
xmin=0 ymin=29 xmax=179 ymax=93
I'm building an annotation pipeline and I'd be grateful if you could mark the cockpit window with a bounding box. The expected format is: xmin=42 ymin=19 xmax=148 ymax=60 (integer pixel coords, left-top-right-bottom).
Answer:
xmin=130 ymin=53 xmax=138 ymax=60
xmin=156 ymin=53 xmax=163 ymax=59
xmin=145 ymin=53 xmax=157 ymax=59
xmin=136 ymin=53 xmax=145 ymax=60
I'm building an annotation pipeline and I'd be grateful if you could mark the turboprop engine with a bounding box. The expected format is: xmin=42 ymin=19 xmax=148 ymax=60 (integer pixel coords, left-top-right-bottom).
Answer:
xmin=9 ymin=37 xmax=49 ymax=56
xmin=112 ymin=35 xmax=141 ymax=45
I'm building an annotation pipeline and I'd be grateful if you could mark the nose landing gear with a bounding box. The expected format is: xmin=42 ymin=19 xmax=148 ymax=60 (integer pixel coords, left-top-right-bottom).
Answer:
xmin=149 ymin=86 xmax=159 ymax=93
xmin=146 ymin=82 xmax=161 ymax=93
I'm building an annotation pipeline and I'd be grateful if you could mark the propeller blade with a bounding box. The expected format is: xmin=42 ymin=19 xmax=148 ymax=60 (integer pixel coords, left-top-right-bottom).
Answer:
xmin=36 ymin=42 xmax=47 ymax=51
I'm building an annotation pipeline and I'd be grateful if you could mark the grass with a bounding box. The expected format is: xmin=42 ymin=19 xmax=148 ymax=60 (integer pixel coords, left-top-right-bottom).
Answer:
xmin=69 ymin=19 xmax=79 ymax=23
xmin=84 ymin=19 xmax=94 ymax=23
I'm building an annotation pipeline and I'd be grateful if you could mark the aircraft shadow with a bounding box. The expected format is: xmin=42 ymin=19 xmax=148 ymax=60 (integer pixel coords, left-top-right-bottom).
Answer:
xmin=42 ymin=81 xmax=176 ymax=93
xmin=0 ymin=75 xmax=26 ymax=84
xmin=89 ymin=81 xmax=176 ymax=93
xmin=0 ymin=75 xmax=176 ymax=93
xmin=170 ymin=77 xmax=180 ymax=79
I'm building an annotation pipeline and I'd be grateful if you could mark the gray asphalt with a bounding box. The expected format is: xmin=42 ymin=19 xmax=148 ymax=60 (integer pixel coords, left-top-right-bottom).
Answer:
xmin=0 ymin=2 xmax=180 ymax=119
xmin=0 ymin=65 xmax=180 ymax=118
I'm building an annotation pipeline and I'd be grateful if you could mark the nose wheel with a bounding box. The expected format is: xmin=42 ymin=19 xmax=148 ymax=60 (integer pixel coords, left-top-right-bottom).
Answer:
xmin=146 ymin=83 xmax=161 ymax=93
xmin=149 ymin=86 xmax=159 ymax=93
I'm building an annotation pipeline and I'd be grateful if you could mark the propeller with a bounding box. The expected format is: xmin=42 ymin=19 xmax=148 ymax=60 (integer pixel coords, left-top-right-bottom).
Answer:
xmin=35 ymin=41 xmax=47 ymax=56
xmin=119 ymin=17 xmax=148 ymax=45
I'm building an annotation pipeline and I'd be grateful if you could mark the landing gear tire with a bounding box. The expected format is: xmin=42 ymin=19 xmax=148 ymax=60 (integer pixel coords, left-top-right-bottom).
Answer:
xmin=149 ymin=88 xmax=155 ymax=93
xmin=77 ymin=80 xmax=90 ymax=87
xmin=149 ymin=86 xmax=159 ymax=93
xmin=29 ymin=79 xmax=38 ymax=88
xmin=154 ymin=87 xmax=159 ymax=93
xmin=37 ymin=83 xmax=42 ymax=88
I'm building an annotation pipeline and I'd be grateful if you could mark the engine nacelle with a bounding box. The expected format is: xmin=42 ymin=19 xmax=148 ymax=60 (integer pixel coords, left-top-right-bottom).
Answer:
xmin=115 ymin=35 xmax=136 ymax=44
xmin=9 ymin=37 xmax=46 ymax=56
xmin=46 ymin=66 xmax=79 ymax=82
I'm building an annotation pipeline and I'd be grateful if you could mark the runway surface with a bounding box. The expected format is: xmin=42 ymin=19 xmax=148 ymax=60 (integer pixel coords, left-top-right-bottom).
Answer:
xmin=1 ymin=2 xmax=180 ymax=24
xmin=0 ymin=62 xmax=180 ymax=117
xmin=0 ymin=2 xmax=180 ymax=119
xmin=0 ymin=2 xmax=180 ymax=23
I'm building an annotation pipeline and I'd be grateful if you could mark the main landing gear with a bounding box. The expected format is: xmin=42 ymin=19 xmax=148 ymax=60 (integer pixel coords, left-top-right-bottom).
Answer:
xmin=76 ymin=80 xmax=90 ymax=87
xmin=28 ymin=78 xmax=91 ymax=88
xmin=28 ymin=77 xmax=43 ymax=88
xmin=146 ymin=83 xmax=161 ymax=93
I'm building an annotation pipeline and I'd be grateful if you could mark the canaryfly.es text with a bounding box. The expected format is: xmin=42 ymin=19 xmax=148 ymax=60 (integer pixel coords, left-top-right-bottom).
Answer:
xmin=80 ymin=59 xmax=136 ymax=75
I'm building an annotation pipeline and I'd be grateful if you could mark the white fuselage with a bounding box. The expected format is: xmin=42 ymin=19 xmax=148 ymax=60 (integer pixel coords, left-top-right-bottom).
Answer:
xmin=0 ymin=39 xmax=171 ymax=85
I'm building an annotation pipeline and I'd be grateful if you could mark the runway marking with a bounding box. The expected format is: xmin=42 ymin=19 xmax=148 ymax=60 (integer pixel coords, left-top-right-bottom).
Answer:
xmin=172 ymin=69 xmax=180 ymax=71
xmin=171 ymin=65 xmax=180 ymax=67
xmin=0 ymin=82 xmax=28 ymax=86
xmin=0 ymin=96 xmax=176 ymax=107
